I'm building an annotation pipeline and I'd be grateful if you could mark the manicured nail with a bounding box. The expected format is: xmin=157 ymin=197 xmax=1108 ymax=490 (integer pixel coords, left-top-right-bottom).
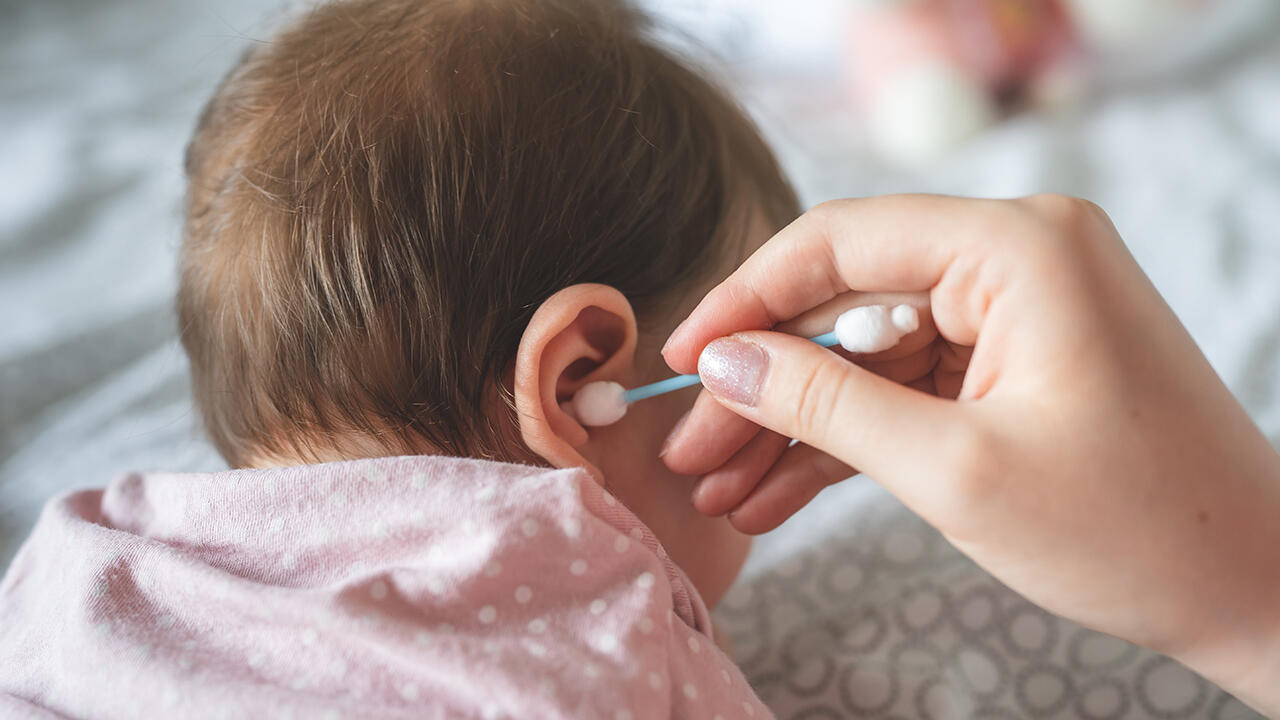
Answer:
xmin=698 ymin=337 xmax=768 ymax=407
xmin=659 ymin=410 xmax=691 ymax=458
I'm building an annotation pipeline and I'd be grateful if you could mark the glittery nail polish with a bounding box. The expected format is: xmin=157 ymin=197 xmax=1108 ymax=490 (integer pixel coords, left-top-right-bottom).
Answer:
xmin=698 ymin=338 xmax=769 ymax=407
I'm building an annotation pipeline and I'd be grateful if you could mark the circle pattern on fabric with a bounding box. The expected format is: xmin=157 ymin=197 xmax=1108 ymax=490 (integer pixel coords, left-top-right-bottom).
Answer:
xmin=710 ymin=482 xmax=1259 ymax=719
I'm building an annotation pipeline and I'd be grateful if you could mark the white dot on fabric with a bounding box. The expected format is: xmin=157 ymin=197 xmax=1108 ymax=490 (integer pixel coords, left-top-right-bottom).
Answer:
xmin=426 ymin=578 xmax=446 ymax=595
xmin=565 ymin=519 xmax=582 ymax=538
xmin=484 ymin=561 xmax=502 ymax=578
xmin=602 ymin=492 xmax=617 ymax=506
xmin=636 ymin=572 xmax=655 ymax=589
xmin=370 ymin=581 xmax=389 ymax=600
xmin=248 ymin=651 xmax=267 ymax=669
xmin=161 ymin=686 xmax=180 ymax=708
xmin=743 ymin=701 xmax=756 ymax=716
xmin=720 ymin=669 xmax=731 ymax=684
xmin=527 ymin=618 xmax=547 ymax=634
xmin=596 ymin=634 xmax=619 ymax=652
xmin=570 ymin=560 xmax=588 ymax=576
xmin=613 ymin=537 xmax=630 ymax=553
xmin=415 ymin=631 xmax=432 ymax=646
xmin=301 ymin=628 xmax=318 ymax=645
xmin=475 ymin=486 xmax=496 ymax=502
xmin=521 ymin=518 xmax=539 ymax=538
xmin=526 ymin=641 xmax=548 ymax=657
xmin=515 ymin=586 xmax=533 ymax=604
xmin=478 ymin=606 xmax=497 ymax=624
xmin=629 ymin=527 xmax=644 ymax=541
xmin=682 ymin=683 xmax=698 ymax=700
xmin=584 ymin=664 xmax=601 ymax=679
xmin=648 ymin=672 xmax=662 ymax=690
xmin=400 ymin=683 xmax=419 ymax=701
xmin=589 ymin=599 xmax=607 ymax=615
xmin=637 ymin=617 xmax=654 ymax=634
xmin=687 ymin=636 xmax=700 ymax=653
xmin=483 ymin=640 xmax=500 ymax=654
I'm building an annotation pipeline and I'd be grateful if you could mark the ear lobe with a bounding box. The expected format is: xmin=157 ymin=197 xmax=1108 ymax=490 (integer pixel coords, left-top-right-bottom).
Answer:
xmin=515 ymin=284 xmax=638 ymax=478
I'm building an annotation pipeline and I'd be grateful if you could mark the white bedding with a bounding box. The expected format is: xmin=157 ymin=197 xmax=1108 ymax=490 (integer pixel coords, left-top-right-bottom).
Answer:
xmin=2 ymin=1 xmax=1278 ymax=717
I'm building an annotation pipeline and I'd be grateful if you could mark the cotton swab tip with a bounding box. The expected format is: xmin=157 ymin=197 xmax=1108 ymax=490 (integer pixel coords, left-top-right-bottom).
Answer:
xmin=834 ymin=304 xmax=918 ymax=353
xmin=571 ymin=381 xmax=628 ymax=427
xmin=891 ymin=304 xmax=919 ymax=333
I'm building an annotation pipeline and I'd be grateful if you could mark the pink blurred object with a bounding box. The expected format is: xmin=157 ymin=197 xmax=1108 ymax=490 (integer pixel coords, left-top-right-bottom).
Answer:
xmin=844 ymin=0 xmax=1209 ymax=164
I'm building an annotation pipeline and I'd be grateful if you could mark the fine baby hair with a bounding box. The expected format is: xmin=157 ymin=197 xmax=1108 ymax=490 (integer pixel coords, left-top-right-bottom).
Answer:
xmin=569 ymin=304 xmax=920 ymax=427
xmin=177 ymin=0 xmax=799 ymax=466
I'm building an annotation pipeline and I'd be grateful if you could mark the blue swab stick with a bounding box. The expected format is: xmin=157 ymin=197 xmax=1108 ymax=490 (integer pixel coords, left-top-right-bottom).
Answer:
xmin=622 ymin=331 xmax=841 ymax=404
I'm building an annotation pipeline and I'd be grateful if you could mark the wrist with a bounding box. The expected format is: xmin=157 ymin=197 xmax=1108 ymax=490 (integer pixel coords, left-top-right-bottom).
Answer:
xmin=1175 ymin=631 xmax=1280 ymax=717
xmin=1169 ymin=452 xmax=1280 ymax=716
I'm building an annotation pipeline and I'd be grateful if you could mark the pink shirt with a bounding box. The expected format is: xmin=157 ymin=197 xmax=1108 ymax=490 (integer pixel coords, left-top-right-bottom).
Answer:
xmin=0 ymin=455 xmax=770 ymax=719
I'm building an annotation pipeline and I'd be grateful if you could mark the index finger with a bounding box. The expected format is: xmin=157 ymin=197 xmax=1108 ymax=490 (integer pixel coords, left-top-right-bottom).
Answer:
xmin=662 ymin=194 xmax=991 ymax=373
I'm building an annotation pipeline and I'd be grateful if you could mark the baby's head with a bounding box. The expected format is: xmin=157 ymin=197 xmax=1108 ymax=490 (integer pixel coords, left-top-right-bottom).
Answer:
xmin=179 ymin=0 xmax=798 ymax=604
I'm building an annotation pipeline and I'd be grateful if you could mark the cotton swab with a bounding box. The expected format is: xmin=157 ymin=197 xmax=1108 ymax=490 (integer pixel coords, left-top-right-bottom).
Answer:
xmin=568 ymin=304 xmax=919 ymax=427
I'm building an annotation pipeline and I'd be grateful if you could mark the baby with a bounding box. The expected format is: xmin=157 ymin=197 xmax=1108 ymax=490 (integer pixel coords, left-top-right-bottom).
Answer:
xmin=0 ymin=0 xmax=798 ymax=717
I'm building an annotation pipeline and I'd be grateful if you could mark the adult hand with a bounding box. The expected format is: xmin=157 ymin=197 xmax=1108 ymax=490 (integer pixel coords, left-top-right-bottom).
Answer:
xmin=661 ymin=194 xmax=1280 ymax=714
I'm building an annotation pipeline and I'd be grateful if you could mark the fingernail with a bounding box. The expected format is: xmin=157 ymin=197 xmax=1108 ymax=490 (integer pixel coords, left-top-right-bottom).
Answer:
xmin=698 ymin=337 xmax=769 ymax=407
xmin=661 ymin=319 xmax=689 ymax=357
xmin=691 ymin=476 xmax=715 ymax=510
xmin=659 ymin=410 xmax=690 ymax=458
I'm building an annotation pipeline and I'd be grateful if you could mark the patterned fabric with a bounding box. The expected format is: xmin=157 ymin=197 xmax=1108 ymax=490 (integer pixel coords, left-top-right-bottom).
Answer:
xmin=0 ymin=455 xmax=768 ymax=719
xmin=714 ymin=478 xmax=1264 ymax=720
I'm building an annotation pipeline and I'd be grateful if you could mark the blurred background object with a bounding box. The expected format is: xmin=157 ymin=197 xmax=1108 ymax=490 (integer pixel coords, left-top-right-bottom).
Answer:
xmin=652 ymin=0 xmax=1278 ymax=164
xmin=2 ymin=0 xmax=1278 ymax=717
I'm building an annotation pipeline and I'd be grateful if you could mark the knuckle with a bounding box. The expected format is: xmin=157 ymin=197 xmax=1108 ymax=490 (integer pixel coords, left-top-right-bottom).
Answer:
xmin=807 ymin=199 xmax=847 ymax=235
xmin=809 ymin=198 xmax=849 ymax=217
xmin=1009 ymin=194 xmax=1116 ymax=269
xmin=1018 ymin=193 xmax=1104 ymax=238
xmin=791 ymin=358 xmax=852 ymax=444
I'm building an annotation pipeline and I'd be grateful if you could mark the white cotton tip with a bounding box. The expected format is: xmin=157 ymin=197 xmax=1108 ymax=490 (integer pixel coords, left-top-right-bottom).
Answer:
xmin=834 ymin=304 xmax=917 ymax=354
xmin=891 ymin=304 xmax=920 ymax=334
xmin=571 ymin=381 xmax=628 ymax=427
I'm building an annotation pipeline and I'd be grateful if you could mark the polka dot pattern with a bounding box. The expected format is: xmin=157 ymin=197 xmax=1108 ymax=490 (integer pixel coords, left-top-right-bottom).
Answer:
xmin=12 ymin=456 xmax=767 ymax=718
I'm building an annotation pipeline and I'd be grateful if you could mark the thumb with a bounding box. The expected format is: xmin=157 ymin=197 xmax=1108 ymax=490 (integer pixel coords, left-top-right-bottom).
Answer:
xmin=697 ymin=331 xmax=963 ymax=485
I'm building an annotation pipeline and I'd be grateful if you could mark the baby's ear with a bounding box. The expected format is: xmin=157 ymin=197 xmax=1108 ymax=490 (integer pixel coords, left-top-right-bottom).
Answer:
xmin=514 ymin=284 xmax=638 ymax=478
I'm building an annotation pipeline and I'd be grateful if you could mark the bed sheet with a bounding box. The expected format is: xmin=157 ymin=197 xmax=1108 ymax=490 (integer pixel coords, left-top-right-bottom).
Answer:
xmin=2 ymin=1 xmax=1278 ymax=718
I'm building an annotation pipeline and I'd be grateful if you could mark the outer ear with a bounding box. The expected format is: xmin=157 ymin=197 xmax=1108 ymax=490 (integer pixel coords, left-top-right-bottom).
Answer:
xmin=515 ymin=284 xmax=638 ymax=480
